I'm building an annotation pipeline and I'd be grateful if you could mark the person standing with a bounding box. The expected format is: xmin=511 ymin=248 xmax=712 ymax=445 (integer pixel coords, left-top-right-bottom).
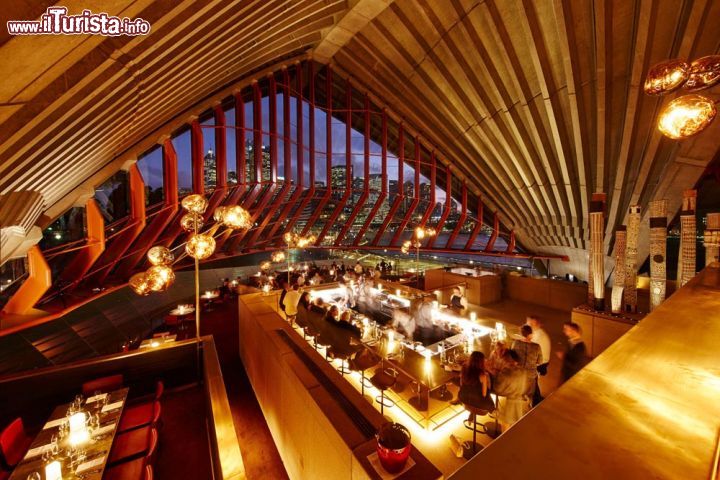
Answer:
xmin=284 ymin=284 xmax=301 ymax=326
xmin=511 ymin=325 xmax=543 ymax=399
xmin=558 ymin=322 xmax=588 ymax=382
xmin=493 ymin=350 xmax=530 ymax=432
xmin=526 ymin=316 xmax=550 ymax=405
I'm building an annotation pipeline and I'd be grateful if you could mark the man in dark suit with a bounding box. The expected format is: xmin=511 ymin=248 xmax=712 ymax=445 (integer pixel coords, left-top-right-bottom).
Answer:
xmin=558 ymin=321 xmax=588 ymax=382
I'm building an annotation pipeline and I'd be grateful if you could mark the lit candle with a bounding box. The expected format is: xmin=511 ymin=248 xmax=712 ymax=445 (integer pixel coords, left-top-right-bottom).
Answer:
xmin=151 ymin=341 xmax=160 ymax=348
xmin=388 ymin=330 xmax=394 ymax=343
xmin=68 ymin=412 xmax=89 ymax=446
xmin=470 ymin=312 xmax=477 ymax=322
xmin=377 ymin=283 xmax=382 ymax=291
xmin=45 ymin=460 xmax=62 ymax=480
xmin=423 ymin=351 xmax=432 ymax=374
xmin=396 ymin=289 xmax=401 ymax=297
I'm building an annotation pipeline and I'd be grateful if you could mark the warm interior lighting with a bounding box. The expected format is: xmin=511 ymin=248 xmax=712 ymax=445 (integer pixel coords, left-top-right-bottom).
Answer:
xmin=180 ymin=194 xmax=208 ymax=214
xmin=186 ymin=233 xmax=216 ymax=260
xmin=260 ymin=261 xmax=271 ymax=271
xmin=129 ymin=272 xmax=151 ymax=296
xmin=145 ymin=265 xmax=175 ymax=292
xmin=415 ymin=227 xmax=425 ymax=239
xmin=684 ymin=55 xmax=720 ymax=91
xmin=221 ymin=205 xmax=252 ymax=229
xmin=657 ymin=94 xmax=717 ymax=139
xmin=644 ymin=59 xmax=689 ymax=95
xmin=180 ymin=212 xmax=204 ymax=232
xmin=213 ymin=205 xmax=228 ymax=223
xmin=271 ymin=251 xmax=286 ymax=263
xmin=68 ymin=412 xmax=89 ymax=446
xmin=45 ymin=460 xmax=62 ymax=480
xmin=146 ymin=245 xmax=174 ymax=266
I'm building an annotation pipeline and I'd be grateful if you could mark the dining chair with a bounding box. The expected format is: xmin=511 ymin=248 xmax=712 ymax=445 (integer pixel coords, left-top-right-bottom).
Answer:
xmin=81 ymin=374 xmax=124 ymax=396
xmin=108 ymin=426 xmax=158 ymax=466
xmin=104 ymin=429 xmax=158 ymax=480
xmin=118 ymin=401 xmax=162 ymax=433
xmin=0 ymin=418 xmax=32 ymax=468
xmin=128 ymin=381 xmax=164 ymax=406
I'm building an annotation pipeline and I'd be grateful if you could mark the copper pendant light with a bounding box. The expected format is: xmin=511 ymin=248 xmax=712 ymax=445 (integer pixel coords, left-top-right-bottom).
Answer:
xmin=684 ymin=55 xmax=720 ymax=91
xmin=644 ymin=59 xmax=689 ymax=95
xmin=657 ymin=94 xmax=717 ymax=140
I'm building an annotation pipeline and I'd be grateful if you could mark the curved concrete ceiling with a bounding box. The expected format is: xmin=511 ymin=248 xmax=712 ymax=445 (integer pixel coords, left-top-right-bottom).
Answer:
xmin=1 ymin=0 xmax=719 ymax=277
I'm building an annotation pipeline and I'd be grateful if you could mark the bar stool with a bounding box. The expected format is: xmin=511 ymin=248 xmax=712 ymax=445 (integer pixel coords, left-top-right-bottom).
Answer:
xmin=328 ymin=347 xmax=352 ymax=376
xmin=370 ymin=368 xmax=398 ymax=415
xmin=348 ymin=351 xmax=380 ymax=396
xmin=461 ymin=404 xmax=488 ymax=459
xmin=316 ymin=334 xmax=332 ymax=360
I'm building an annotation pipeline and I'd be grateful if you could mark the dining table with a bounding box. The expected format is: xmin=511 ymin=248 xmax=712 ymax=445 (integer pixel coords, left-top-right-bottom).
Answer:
xmin=9 ymin=388 xmax=129 ymax=480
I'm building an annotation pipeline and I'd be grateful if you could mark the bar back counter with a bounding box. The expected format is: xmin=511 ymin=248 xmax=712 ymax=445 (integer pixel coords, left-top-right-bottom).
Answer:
xmin=238 ymin=292 xmax=442 ymax=480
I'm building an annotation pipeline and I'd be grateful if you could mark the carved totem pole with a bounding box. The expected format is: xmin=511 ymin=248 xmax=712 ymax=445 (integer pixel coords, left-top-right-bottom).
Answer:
xmin=649 ymin=200 xmax=667 ymax=311
xmin=677 ymin=190 xmax=697 ymax=288
xmin=623 ymin=205 xmax=641 ymax=313
xmin=706 ymin=213 xmax=720 ymax=266
xmin=588 ymin=194 xmax=606 ymax=311
xmin=611 ymin=227 xmax=627 ymax=313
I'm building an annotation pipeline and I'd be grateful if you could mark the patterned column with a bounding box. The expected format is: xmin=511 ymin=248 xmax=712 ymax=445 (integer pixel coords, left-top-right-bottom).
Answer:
xmin=611 ymin=227 xmax=627 ymax=313
xmin=623 ymin=205 xmax=641 ymax=313
xmin=649 ymin=200 xmax=667 ymax=312
xmin=705 ymin=213 xmax=720 ymax=266
xmin=677 ymin=190 xmax=697 ymax=288
xmin=589 ymin=194 xmax=606 ymax=311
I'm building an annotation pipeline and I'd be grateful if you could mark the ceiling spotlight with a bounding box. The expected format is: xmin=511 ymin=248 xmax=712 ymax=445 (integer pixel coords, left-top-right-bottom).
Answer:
xmin=644 ymin=59 xmax=688 ymax=95
xmin=657 ymin=94 xmax=717 ymax=140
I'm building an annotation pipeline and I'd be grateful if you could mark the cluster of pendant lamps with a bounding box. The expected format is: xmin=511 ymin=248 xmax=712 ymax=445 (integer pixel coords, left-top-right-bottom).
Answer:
xmin=644 ymin=55 xmax=720 ymax=139
xmin=129 ymin=194 xmax=252 ymax=296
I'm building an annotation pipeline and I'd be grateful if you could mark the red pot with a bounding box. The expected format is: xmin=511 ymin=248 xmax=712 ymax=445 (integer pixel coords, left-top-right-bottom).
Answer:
xmin=376 ymin=423 xmax=412 ymax=474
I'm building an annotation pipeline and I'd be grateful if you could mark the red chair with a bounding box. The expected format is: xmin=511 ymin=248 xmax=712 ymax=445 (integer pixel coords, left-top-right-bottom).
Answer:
xmin=108 ymin=426 xmax=157 ymax=466
xmin=82 ymin=374 xmax=124 ymax=396
xmin=163 ymin=315 xmax=179 ymax=328
xmin=104 ymin=429 xmax=158 ymax=480
xmin=0 ymin=470 xmax=9 ymax=480
xmin=0 ymin=418 xmax=32 ymax=468
xmin=118 ymin=401 xmax=161 ymax=433
xmin=128 ymin=381 xmax=164 ymax=406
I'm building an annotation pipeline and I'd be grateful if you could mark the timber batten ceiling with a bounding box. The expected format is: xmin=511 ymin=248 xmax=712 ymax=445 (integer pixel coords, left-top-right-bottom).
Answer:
xmin=327 ymin=0 xmax=720 ymax=275
xmin=1 ymin=0 xmax=719 ymax=278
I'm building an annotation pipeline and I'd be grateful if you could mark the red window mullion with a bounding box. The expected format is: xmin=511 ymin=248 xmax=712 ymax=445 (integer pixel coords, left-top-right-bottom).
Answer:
xmin=426 ymin=165 xmax=451 ymax=249
xmin=484 ymin=211 xmax=500 ymax=252
xmin=464 ymin=195 xmax=484 ymax=250
xmin=390 ymin=136 xmax=421 ymax=246
xmin=372 ymin=124 xmax=404 ymax=245
xmin=354 ymin=110 xmax=388 ymax=246
xmin=446 ymin=181 xmax=467 ymax=248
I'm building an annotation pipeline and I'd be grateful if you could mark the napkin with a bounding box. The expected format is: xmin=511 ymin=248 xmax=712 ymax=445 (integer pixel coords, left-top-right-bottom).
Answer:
xmin=86 ymin=393 xmax=108 ymax=404
xmin=24 ymin=444 xmax=52 ymax=459
xmin=43 ymin=417 xmax=65 ymax=430
xmin=101 ymin=401 xmax=123 ymax=413
xmin=75 ymin=455 xmax=105 ymax=474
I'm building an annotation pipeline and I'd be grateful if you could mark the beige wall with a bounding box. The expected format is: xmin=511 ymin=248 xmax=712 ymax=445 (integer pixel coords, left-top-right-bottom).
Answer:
xmin=424 ymin=269 xmax=502 ymax=305
xmin=503 ymin=275 xmax=588 ymax=312
xmin=570 ymin=309 xmax=636 ymax=358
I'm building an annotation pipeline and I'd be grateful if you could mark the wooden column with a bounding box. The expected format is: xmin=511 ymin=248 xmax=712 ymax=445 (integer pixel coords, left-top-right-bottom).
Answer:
xmin=611 ymin=226 xmax=626 ymax=313
xmin=588 ymin=194 xmax=606 ymax=310
xmin=677 ymin=190 xmax=697 ymax=288
xmin=649 ymin=200 xmax=667 ymax=312
xmin=705 ymin=213 xmax=720 ymax=266
xmin=623 ymin=205 xmax=641 ymax=313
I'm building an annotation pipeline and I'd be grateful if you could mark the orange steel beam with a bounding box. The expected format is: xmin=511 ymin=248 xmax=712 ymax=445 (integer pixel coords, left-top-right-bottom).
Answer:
xmin=464 ymin=195 xmax=484 ymax=250
xmin=246 ymin=69 xmax=293 ymax=247
xmin=316 ymin=78 xmax=354 ymax=245
xmin=485 ymin=211 xmax=500 ymax=252
xmin=446 ymin=180 xmax=468 ymax=249
xmin=354 ymin=110 xmax=388 ymax=246
xmin=506 ymin=230 xmax=516 ymax=253
xmin=301 ymin=65 xmax=333 ymax=238
xmin=203 ymin=107 xmax=229 ymax=221
xmin=390 ymin=135 xmax=421 ymax=246
xmin=284 ymin=62 xmax=316 ymax=236
xmin=116 ymin=139 xmax=179 ymax=277
xmin=1 ymin=245 xmax=51 ymax=315
xmin=59 ymin=198 xmax=105 ymax=287
xmin=335 ymin=94 xmax=372 ymax=246
xmin=372 ymin=124 xmax=405 ymax=246
xmin=426 ymin=165 xmax=451 ymax=249
xmin=86 ymin=164 xmax=146 ymax=284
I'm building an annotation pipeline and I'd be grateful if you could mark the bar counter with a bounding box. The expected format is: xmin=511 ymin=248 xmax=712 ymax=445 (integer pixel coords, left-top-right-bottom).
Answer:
xmin=237 ymin=291 xmax=442 ymax=480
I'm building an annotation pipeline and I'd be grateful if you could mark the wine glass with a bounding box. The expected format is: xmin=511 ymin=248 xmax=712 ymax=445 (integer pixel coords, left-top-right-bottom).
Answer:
xmin=26 ymin=472 xmax=41 ymax=480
